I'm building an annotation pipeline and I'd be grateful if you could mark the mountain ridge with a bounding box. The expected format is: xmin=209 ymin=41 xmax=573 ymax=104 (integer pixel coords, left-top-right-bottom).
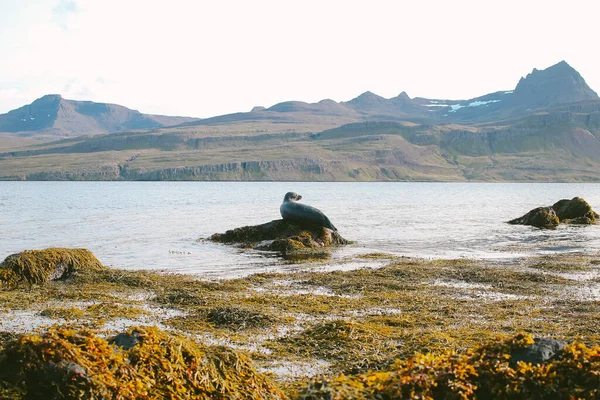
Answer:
xmin=1 ymin=60 xmax=599 ymax=182
xmin=0 ymin=94 xmax=199 ymax=138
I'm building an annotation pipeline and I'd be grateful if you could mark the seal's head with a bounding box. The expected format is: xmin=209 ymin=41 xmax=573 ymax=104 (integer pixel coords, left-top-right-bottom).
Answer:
xmin=283 ymin=192 xmax=302 ymax=202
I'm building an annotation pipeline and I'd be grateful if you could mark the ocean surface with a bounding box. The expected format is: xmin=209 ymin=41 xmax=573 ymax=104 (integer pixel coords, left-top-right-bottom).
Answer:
xmin=1 ymin=182 xmax=600 ymax=278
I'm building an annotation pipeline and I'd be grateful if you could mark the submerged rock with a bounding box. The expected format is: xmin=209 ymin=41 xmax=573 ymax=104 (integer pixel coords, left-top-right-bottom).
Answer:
xmin=508 ymin=207 xmax=560 ymax=229
xmin=0 ymin=248 xmax=105 ymax=288
xmin=509 ymin=197 xmax=598 ymax=229
xmin=209 ymin=219 xmax=350 ymax=258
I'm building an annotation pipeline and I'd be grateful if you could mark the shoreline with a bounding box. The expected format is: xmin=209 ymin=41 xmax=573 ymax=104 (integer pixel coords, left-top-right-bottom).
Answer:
xmin=2 ymin=250 xmax=600 ymax=395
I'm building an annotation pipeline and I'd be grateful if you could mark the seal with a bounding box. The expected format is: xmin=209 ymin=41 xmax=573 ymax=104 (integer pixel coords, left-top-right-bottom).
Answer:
xmin=280 ymin=192 xmax=337 ymax=231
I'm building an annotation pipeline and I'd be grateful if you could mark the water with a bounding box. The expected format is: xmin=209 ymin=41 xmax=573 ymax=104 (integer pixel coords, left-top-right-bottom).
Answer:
xmin=1 ymin=182 xmax=600 ymax=278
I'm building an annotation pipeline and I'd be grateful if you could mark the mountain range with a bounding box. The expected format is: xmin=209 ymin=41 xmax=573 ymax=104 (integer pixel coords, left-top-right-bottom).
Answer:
xmin=1 ymin=60 xmax=599 ymax=182
xmin=0 ymin=94 xmax=197 ymax=138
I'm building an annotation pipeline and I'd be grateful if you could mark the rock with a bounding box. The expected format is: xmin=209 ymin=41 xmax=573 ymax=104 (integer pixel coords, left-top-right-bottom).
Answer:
xmin=209 ymin=219 xmax=350 ymax=258
xmin=508 ymin=206 xmax=560 ymax=229
xmin=508 ymin=197 xmax=598 ymax=229
xmin=510 ymin=338 xmax=566 ymax=365
xmin=0 ymin=248 xmax=105 ymax=288
xmin=552 ymin=197 xmax=599 ymax=224
xmin=110 ymin=330 xmax=143 ymax=350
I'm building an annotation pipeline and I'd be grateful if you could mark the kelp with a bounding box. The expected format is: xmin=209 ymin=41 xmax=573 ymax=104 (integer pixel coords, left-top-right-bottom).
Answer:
xmin=298 ymin=333 xmax=600 ymax=399
xmin=0 ymin=248 xmax=105 ymax=288
xmin=0 ymin=325 xmax=285 ymax=399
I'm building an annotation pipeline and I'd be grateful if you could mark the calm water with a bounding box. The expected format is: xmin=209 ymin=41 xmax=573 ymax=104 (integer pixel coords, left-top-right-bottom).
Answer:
xmin=1 ymin=182 xmax=600 ymax=278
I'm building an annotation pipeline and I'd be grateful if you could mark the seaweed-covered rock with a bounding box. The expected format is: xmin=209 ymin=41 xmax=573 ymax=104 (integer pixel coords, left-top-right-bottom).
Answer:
xmin=210 ymin=219 xmax=350 ymax=257
xmin=298 ymin=333 xmax=600 ymax=399
xmin=508 ymin=197 xmax=599 ymax=229
xmin=552 ymin=197 xmax=599 ymax=224
xmin=0 ymin=248 xmax=105 ymax=288
xmin=0 ymin=325 xmax=284 ymax=399
xmin=508 ymin=207 xmax=560 ymax=229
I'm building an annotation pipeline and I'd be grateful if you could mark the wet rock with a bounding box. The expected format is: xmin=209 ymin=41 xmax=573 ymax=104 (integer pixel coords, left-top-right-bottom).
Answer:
xmin=552 ymin=197 xmax=599 ymax=224
xmin=508 ymin=206 xmax=560 ymax=229
xmin=509 ymin=197 xmax=598 ymax=229
xmin=28 ymin=361 xmax=89 ymax=399
xmin=209 ymin=219 xmax=350 ymax=258
xmin=510 ymin=338 xmax=566 ymax=365
xmin=110 ymin=330 xmax=143 ymax=350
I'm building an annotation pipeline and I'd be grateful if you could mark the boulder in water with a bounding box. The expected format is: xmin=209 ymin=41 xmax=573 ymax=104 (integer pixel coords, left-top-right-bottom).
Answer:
xmin=509 ymin=197 xmax=598 ymax=229
xmin=552 ymin=197 xmax=599 ymax=224
xmin=508 ymin=207 xmax=560 ymax=229
xmin=209 ymin=219 xmax=350 ymax=258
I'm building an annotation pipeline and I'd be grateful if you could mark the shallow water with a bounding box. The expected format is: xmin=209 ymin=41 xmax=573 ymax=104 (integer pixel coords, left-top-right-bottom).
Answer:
xmin=1 ymin=182 xmax=599 ymax=277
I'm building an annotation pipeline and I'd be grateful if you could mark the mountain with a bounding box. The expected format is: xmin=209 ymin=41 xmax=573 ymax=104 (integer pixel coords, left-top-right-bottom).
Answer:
xmin=178 ymin=61 xmax=597 ymax=127
xmin=0 ymin=95 xmax=198 ymax=138
xmin=511 ymin=60 xmax=598 ymax=109
xmin=1 ymin=61 xmax=599 ymax=182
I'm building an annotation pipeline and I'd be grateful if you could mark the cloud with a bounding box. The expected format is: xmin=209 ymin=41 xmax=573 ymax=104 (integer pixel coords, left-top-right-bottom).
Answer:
xmin=52 ymin=0 xmax=79 ymax=31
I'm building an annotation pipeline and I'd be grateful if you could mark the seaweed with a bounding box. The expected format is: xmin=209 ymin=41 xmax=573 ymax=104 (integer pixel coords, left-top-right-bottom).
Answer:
xmin=298 ymin=333 xmax=600 ymax=399
xmin=0 ymin=325 xmax=285 ymax=399
xmin=0 ymin=248 xmax=105 ymax=288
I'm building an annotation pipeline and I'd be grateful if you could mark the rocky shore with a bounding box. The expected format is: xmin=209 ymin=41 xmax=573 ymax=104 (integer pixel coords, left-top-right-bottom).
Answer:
xmin=2 ymin=247 xmax=600 ymax=398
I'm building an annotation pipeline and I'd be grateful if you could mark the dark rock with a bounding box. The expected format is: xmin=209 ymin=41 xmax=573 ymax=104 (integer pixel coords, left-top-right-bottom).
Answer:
xmin=110 ymin=330 xmax=143 ymax=350
xmin=209 ymin=219 xmax=350 ymax=258
xmin=552 ymin=197 xmax=599 ymax=224
xmin=508 ymin=206 xmax=560 ymax=229
xmin=508 ymin=197 xmax=598 ymax=229
xmin=510 ymin=338 xmax=566 ymax=365
xmin=48 ymin=262 xmax=69 ymax=280
xmin=28 ymin=361 xmax=89 ymax=399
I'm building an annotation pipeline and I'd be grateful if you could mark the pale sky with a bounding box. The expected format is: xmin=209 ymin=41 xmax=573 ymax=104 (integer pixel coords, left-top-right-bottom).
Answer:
xmin=0 ymin=0 xmax=598 ymax=118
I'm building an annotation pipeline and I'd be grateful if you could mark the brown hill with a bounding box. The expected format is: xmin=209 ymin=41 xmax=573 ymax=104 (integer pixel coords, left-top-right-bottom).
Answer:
xmin=0 ymin=95 xmax=198 ymax=138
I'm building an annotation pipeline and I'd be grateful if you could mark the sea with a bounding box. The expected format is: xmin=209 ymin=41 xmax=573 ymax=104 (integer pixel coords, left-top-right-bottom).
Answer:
xmin=1 ymin=182 xmax=599 ymax=278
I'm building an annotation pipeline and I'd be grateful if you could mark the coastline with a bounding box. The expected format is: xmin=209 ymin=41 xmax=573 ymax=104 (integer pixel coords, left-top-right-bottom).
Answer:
xmin=2 ymin=251 xmax=600 ymax=396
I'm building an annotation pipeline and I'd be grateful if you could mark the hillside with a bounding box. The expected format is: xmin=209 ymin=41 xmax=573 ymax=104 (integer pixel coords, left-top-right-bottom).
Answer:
xmin=0 ymin=95 xmax=198 ymax=138
xmin=0 ymin=61 xmax=599 ymax=182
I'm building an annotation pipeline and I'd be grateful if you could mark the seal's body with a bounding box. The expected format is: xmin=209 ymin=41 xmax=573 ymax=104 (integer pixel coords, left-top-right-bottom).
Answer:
xmin=280 ymin=192 xmax=337 ymax=231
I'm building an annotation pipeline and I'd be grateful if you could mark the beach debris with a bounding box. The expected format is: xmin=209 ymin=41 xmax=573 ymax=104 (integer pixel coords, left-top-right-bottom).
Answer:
xmin=0 ymin=248 xmax=105 ymax=288
xmin=0 ymin=325 xmax=284 ymax=399
xmin=209 ymin=219 xmax=350 ymax=259
xmin=508 ymin=197 xmax=598 ymax=229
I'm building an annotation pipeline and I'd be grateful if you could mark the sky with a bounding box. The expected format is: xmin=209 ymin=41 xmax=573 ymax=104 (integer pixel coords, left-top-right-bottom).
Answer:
xmin=0 ymin=0 xmax=598 ymax=118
